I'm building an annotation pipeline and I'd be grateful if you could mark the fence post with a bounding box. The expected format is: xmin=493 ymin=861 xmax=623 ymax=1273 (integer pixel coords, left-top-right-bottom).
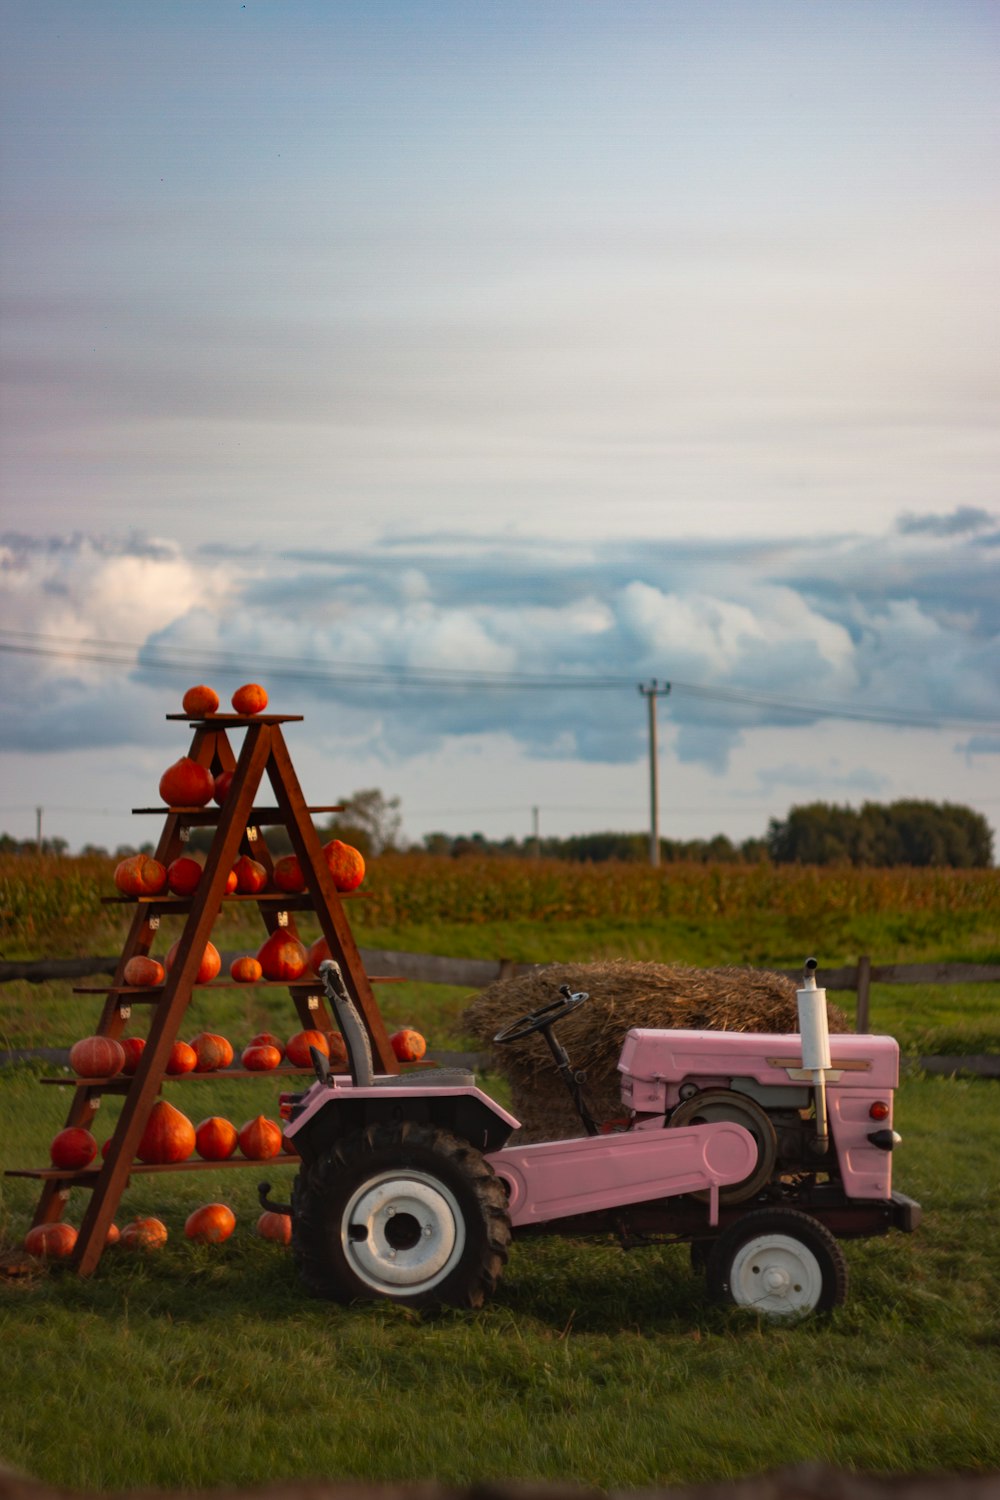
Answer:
xmin=498 ymin=958 xmax=516 ymax=982
xmin=856 ymin=955 xmax=871 ymax=1033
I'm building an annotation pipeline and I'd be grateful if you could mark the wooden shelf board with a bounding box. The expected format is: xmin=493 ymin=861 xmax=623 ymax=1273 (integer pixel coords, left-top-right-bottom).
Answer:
xmin=129 ymin=805 xmax=336 ymax=821
xmin=101 ymin=890 xmax=368 ymax=905
xmin=164 ymin=713 xmax=304 ymax=725
xmin=71 ymin=974 xmax=400 ymax=996
xmin=7 ymin=1155 xmax=300 ymax=1182
xmin=41 ymin=1065 xmax=344 ymax=1086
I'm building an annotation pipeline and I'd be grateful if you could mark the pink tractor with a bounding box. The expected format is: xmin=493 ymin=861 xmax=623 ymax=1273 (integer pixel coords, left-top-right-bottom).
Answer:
xmin=262 ymin=958 xmax=919 ymax=1318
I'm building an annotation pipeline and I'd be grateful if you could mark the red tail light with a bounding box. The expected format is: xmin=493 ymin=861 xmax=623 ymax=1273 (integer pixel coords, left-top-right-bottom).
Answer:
xmin=869 ymin=1100 xmax=890 ymax=1120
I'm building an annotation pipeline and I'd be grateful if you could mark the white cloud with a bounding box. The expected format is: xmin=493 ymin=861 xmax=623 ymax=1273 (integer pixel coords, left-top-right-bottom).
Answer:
xmin=2 ymin=512 xmax=997 ymax=772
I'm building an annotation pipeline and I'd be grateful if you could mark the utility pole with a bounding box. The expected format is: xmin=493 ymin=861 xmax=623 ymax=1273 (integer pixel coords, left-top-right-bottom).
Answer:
xmin=531 ymin=805 xmax=540 ymax=858
xmin=638 ymin=682 xmax=670 ymax=867
xmin=36 ymin=806 xmax=43 ymax=856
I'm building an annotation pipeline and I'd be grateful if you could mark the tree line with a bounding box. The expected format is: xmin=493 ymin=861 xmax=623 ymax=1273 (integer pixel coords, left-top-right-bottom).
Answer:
xmin=1 ymin=793 xmax=992 ymax=868
xmin=419 ymin=798 xmax=993 ymax=868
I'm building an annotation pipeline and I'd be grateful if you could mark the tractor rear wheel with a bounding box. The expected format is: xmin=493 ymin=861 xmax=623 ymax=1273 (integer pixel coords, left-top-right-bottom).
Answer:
xmin=292 ymin=1122 xmax=511 ymax=1308
xmin=706 ymin=1207 xmax=848 ymax=1317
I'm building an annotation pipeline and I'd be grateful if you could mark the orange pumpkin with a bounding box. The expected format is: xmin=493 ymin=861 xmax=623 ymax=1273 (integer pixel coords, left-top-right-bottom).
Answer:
xmin=123 ymin=956 xmax=165 ymax=988
xmin=105 ymin=1222 xmax=121 ymax=1247
xmin=232 ymin=682 xmax=268 ymax=715
xmin=325 ymin=1030 xmax=349 ymax=1067
xmin=225 ymin=868 xmax=238 ymax=894
xmin=68 ymin=1035 xmax=127 ymax=1079
xmin=113 ymin=854 xmax=167 ymax=897
xmin=256 ymin=1210 xmax=292 ymax=1245
xmin=213 ymin=770 xmax=235 ymax=805
xmin=181 ymin=684 xmax=219 ymax=716
xmin=285 ymin=1029 xmax=329 ymax=1068
xmin=308 ymin=936 xmax=331 ymax=975
xmin=165 ymin=939 xmax=221 ymax=984
xmin=241 ymin=1042 xmax=282 ymax=1072
xmin=195 ymin=1116 xmax=238 ymax=1161
xmin=237 ymin=1115 xmax=283 ymax=1160
xmin=232 ymin=854 xmax=268 ymax=894
xmin=136 ymin=1100 xmax=195 ymax=1164
xmin=189 ymin=1031 xmax=234 ymax=1071
xmin=257 ymin=930 xmax=308 ymax=982
xmin=249 ymin=1031 xmax=284 ymax=1056
xmin=50 ymin=1127 xmax=98 ymax=1170
xmin=159 ymin=756 xmax=215 ymax=807
xmin=120 ymin=1217 xmax=168 ymax=1249
xmin=322 ymin=839 xmax=365 ymax=893
xmin=120 ymin=1036 xmax=146 ymax=1074
xmin=24 ymin=1222 xmax=77 ymax=1259
xmin=166 ymin=856 xmax=202 ymax=896
xmin=184 ymin=1203 xmax=236 ymax=1244
xmin=165 ymin=1040 xmax=197 ymax=1076
xmin=273 ymin=854 xmax=306 ymax=893
xmin=390 ymin=1028 xmax=427 ymax=1063
xmin=230 ymin=955 xmax=263 ymax=984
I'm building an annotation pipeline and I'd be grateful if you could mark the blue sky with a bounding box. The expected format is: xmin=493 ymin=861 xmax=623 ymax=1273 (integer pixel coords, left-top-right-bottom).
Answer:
xmin=1 ymin=1 xmax=998 ymax=853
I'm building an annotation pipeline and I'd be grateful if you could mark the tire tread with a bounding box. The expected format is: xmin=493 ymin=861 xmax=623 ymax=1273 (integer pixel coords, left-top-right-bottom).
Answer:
xmin=292 ymin=1122 xmax=511 ymax=1308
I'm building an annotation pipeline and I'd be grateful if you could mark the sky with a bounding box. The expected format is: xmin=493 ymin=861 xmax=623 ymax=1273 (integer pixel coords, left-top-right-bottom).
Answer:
xmin=1 ymin=1 xmax=998 ymax=856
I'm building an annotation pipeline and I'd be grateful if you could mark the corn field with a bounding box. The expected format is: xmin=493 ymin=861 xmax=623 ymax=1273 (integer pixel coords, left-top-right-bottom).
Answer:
xmin=2 ymin=852 xmax=998 ymax=960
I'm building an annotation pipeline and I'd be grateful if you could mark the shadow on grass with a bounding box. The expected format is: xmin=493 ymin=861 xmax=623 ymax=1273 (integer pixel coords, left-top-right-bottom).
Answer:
xmin=3 ymin=1229 xmax=820 ymax=1343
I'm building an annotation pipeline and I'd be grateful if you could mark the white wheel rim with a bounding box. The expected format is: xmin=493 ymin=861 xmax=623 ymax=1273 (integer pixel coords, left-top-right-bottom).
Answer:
xmin=341 ymin=1170 xmax=465 ymax=1294
xmin=728 ymin=1232 xmax=825 ymax=1315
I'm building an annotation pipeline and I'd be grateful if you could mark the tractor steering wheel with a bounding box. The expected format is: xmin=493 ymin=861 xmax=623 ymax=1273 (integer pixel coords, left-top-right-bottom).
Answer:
xmin=493 ymin=986 xmax=589 ymax=1044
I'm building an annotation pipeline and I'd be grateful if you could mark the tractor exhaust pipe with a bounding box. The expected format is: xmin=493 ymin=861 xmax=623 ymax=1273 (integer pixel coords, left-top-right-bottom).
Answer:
xmin=797 ymin=957 xmax=832 ymax=1155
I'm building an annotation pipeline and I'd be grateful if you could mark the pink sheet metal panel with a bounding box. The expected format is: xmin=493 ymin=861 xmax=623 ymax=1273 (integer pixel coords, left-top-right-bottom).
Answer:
xmin=618 ymin=1029 xmax=899 ymax=1112
xmin=489 ymin=1121 xmax=758 ymax=1229
xmin=828 ymin=1091 xmax=896 ymax=1199
xmin=286 ymin=1079 xmax=521 ymax=1139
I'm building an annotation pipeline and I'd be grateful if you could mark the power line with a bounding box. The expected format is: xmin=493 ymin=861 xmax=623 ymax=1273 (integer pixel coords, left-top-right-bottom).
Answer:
xmin=0 ymin=632 xmax=626 ymax=691
xmin=1 ymin=627 xmax=998 ymax=732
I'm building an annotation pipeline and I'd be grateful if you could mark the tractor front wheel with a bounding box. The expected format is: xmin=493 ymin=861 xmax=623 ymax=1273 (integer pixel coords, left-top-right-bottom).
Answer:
xmin=706 ymin=1207 xmax=848 ymax=1318
xmin=292 ymin=1122 xmax=511 ymax=1308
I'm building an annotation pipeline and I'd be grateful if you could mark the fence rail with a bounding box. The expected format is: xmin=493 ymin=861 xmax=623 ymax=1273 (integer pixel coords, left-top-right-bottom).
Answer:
xmin=3 ymin=950 xmax=999 ymax=1075
xmin=3 ymin=950 xmax=999 ymax=1035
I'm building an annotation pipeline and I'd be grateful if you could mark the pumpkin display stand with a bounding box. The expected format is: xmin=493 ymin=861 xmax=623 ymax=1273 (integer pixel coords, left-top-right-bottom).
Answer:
xmin=8 ymin=709 xmax=400 ymax=1275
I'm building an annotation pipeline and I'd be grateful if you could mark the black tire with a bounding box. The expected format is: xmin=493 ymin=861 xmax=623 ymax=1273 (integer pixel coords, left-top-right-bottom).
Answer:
xmin=291 ymin=1122 xmax=511 ymax=1308
xmin=689 ymin=1239 xmax=712 ymax=1274
xmin=706 ymin=1207 xmax=848 ymax=1318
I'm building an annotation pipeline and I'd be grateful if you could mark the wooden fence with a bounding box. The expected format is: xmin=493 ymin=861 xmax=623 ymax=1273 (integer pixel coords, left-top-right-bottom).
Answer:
xmin=3 ymin=949 xmax=1000 ymax=1035
xmin=3 ymin=950 xmax=999 ymax=1075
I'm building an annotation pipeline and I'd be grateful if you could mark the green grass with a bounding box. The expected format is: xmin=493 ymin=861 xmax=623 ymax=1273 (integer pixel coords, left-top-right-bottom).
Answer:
xmin=2 ymin=853 xmax=999 ymax=1484
xmin=0 ymin=1068 xmax=998 ymax=1486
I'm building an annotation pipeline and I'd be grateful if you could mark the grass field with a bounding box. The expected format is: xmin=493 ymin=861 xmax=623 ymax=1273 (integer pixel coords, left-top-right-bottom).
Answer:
xmin=1 ymin=853 xmax=999 ymax=1486
xmin=0 ymin=1066 xmax=998 ymax=1487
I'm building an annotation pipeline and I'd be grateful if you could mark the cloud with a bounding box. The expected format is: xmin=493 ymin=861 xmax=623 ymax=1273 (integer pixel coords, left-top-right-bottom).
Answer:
xmin=754 ymin=762 xmax=891 ymax=796
xmin=896 ymin=506 xmax=996 ymax=537
xmin=1 ymin=514 xmax=998 ymax=776
xmin=961 ymin=735 xmax=1000 ymax=757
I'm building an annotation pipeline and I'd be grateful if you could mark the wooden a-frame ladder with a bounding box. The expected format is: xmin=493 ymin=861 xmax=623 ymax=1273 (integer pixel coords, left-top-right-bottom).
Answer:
xmin=17 ymin=711 xmax=398 ymax=1275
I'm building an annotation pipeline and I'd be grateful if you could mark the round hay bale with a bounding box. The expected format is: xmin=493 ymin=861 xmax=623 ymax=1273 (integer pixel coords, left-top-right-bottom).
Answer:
xmin=464 ymin=960 xmax=849 ymax=1142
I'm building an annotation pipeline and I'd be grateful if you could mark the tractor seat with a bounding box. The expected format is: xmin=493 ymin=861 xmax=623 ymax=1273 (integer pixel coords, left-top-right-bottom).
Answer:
xmin=318 ymin=964 xmax=475 ymax=1090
